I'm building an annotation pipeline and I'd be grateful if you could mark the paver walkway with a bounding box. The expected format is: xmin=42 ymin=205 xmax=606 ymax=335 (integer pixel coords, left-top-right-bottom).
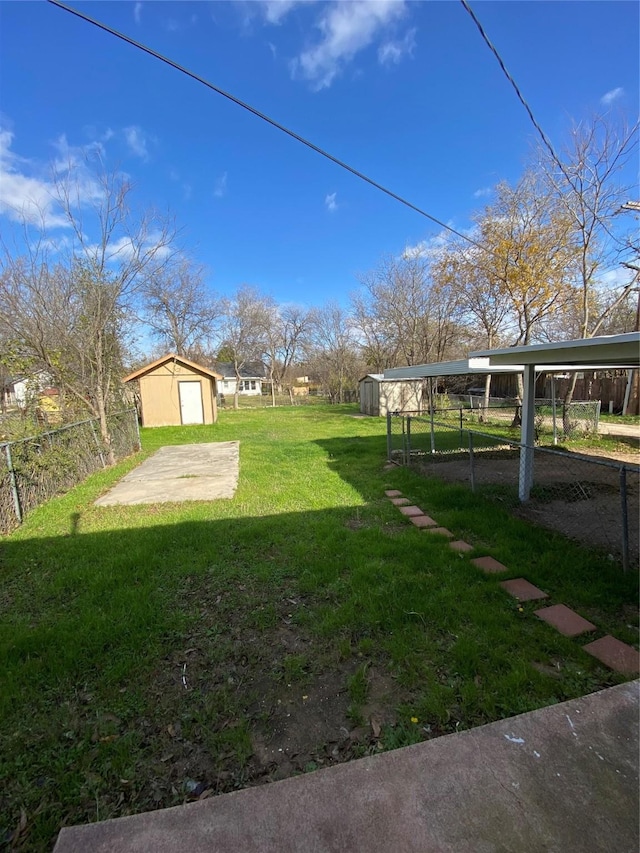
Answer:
xmin=386 ymin=489 xmax=639 ymax=675
xmin=54 ymin=681 xmax=640 ymax=853
xmin=95 ymin=442 xmax=239 ymax=506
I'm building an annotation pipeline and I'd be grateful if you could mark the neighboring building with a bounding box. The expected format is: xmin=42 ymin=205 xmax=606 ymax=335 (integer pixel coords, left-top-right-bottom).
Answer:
xmin=2 ymin=371 xmax=52 ymax=409
xmin=123 ymin=354 xmax=222 ymax=427
xmin=214 ymin=362 xmax=266 ymax=397
xmin=359 ymin=374 xmax=427 ymax=416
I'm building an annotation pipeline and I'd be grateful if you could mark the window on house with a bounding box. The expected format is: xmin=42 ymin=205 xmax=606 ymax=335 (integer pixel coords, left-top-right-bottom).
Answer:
xmin=250 ymin=380 xmax=256 ymax=390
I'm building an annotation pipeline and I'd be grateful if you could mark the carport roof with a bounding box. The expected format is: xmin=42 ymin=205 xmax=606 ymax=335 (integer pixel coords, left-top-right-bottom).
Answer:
xmin=470 ymin=332 xmax=640 ymax=370
xmin=383 ymin=359 xmax=524 ymax=380
xmin=383 ymin=333 xmax=640 ymax=380
xmin=123 ymin=354 xmax=223 ymax=383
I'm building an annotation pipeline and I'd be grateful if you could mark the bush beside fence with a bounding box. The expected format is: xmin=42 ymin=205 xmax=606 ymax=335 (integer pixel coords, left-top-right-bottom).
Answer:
xmin=0 ymin=409 xmax=140 ymax=534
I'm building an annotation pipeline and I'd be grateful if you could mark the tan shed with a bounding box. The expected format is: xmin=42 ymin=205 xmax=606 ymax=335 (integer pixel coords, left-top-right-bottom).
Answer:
xmin=359 ymin=374 xmax=426 ymax=416
xmin=123 ymin=354 xmax=222 ymax=427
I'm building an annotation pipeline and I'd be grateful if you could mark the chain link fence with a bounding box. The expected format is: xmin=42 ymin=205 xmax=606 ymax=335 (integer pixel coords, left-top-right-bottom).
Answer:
xmin=445 ymin=397 xmax=601 ymax=437
xmin=0 ymin=409 xmax=140 ymax=534
xmin=387 ymin=409 xmax=638 ymax=570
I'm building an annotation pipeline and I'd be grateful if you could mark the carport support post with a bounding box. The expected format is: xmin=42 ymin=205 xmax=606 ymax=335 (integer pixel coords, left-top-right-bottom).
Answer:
xmin=519 ymin=364 xmax=536 ymax=501
xmin=429 ymin=377 xmax=435 ymax=454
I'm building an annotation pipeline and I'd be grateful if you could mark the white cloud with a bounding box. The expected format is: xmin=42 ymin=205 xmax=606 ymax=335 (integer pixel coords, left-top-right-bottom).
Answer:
xmin=0 ymin=130 xmax=65 ymax=227
xmin=0 ymin=129 xmax=107 ymax=229
xmin=214 ymin=172 xmax=228 ymax=198
xmin=262 ymin=0 xmax=306 ymax=24
xmin=268 ymin=41 xmax=277 ymax=59
xmin=291 ymin=0 xmax=406 ymax=90
xmin=600 ymin=87 xmax=624 ymax=106
xmin=134 ymin=2 xmax=142 ymax=24
xmin=378 ymin=27 xmax=415 ymax=66
xmin=473 ymin=186 xmax=493 ymax=199
xmin=124 ymin=126 xmax=151 ymax=161
xmin=325 ymin=191 xmax=338 ymax=212
xmin=403 ymin=224 xmax=472 ymax=259
xmin=597 ymin=266 xmax=635 ymax=289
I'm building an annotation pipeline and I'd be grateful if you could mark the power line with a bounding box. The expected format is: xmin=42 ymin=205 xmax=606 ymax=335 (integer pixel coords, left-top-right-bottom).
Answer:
xmin=47 ymin=0 xmax=495 ymax=259
xmin=459 ymin=0 xmax=576 ymax=189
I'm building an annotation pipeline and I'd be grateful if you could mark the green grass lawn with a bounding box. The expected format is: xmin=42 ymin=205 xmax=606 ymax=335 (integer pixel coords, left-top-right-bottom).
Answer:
xmin=1 ymin=404 xmax=638 ymax=850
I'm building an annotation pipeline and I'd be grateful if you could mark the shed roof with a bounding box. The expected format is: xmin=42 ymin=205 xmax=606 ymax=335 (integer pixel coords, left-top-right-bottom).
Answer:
xmin=359 ymin=373 xmax=429 ymax=383
xmin=123 ymin=354 xmax=222 ymax=383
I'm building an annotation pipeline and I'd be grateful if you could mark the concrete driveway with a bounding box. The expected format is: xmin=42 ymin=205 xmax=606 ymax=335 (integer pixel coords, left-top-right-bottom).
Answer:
xmin=95 ymin=442 xmax=239 ymax=506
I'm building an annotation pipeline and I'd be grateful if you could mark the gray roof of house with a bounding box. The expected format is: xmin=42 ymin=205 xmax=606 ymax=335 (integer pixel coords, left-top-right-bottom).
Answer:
xmin=214 ymin=362 xmax=267 ymax=379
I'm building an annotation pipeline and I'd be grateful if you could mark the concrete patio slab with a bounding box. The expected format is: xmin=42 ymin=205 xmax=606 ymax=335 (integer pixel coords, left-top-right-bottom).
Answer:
xmin=500 ymin=578 xmax=549 ymax=602
xmin=95 ymin=442 xmax=239 ymax=506
xmin=584 ymin=636 xmax=640 ymax=675
xmin=471 ymin=555 xmax=509 ymax=574
xmin=54 ymin=681 xmax=639 ymax=853
xmin=535 ymin=604 xmax=597 ymax=637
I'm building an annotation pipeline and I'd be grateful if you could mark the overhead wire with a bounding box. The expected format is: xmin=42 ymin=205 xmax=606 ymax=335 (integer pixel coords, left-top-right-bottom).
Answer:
xmin=47 ymin=0 xmax=498 ymax=259
xmin=459 ymin=0 xmax=624 ymax=244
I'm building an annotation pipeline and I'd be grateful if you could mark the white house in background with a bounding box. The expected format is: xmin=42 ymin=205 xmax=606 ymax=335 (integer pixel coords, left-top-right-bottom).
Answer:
xmin=2 ymin=371 xmax=52 ymax=408
xmin=214 ymin=362 xmax=266 ymax=397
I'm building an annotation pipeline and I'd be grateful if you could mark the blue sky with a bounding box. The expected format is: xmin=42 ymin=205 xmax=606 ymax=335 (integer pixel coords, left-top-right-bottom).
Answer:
xmin=1 ymin=1 xmax=638 ymax=308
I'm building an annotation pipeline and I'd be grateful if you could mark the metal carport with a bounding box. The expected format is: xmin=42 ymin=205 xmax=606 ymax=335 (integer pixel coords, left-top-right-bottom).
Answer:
xmin=384 ymin=333 xmax=640 ymax=501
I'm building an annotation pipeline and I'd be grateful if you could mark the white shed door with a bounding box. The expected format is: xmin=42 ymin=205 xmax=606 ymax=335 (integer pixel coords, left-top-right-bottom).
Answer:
xmin=179 ymin=381 xmax=204 ymax=424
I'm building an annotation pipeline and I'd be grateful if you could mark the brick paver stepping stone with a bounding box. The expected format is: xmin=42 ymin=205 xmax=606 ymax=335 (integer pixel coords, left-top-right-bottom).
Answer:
xmin=534 ymin=604 xmax=596 ymax=637
xmin=410 ymin=514 xmax=438 ymax=528
xmin=425 ymin=527 xmax=454 ymax=538
xmin=385 ymin=490 xmax=403 ymax=498
xmin=449 ymin=540 xmax=473 ymax=553
xmin=583 ymin=636 xmax=640 ymax=675
xmin=471 ymin=556 xmax=509 ymax=574
xmin=499 ymin=578 xmax=548 ymax=602
xmin=399 ymin=505 xmax=424 ymax=517
xmin=390 ymin=497 xmax=411 ymax=506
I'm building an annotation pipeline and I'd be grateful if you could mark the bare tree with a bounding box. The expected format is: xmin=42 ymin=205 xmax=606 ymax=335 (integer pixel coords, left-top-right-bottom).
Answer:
xmin=218 ymin=286 xmax=271 ymax=409
xmin=262 ymin=304 xmax=313 ymax=405
xmin=307 ymin=303 xmax=362 ymax=403
xmin=141 ymin=257 xmax=219 ymax=357
xmin=537 ymin=114 xmax=639 ymax=423
xmin=433 ymin=240 xmax=511 ymax=412
xmin=353 ymin=253 xmax=463 ymax=371
xmin=0 ymin=151 xmax=176 ymax=459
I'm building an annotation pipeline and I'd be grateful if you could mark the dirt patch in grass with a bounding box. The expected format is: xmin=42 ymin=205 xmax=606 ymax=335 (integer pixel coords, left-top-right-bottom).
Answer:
xmin=125 ymin=580 xmax=412 ymax=810
xmin=417 ymin=450 xmax=639 ymax=563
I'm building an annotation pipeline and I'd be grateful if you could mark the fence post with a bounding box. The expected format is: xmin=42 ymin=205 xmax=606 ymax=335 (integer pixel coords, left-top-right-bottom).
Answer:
xmin=551 ymin=375 xmax=558 ymax=446
xmin=132 ymin=407 xmax=142 ymax=451
xmin=5 ymin=443 xmax=22 ymax=524
xmin=620 ymin=466 xmax=629 ymax=573
xmin=89 ymin=419 xmax=107 ymax=468
xmin=386 ymin=412 xmax=392 ymax=462
xmin=430 ymin=405 xmax=435 ymax=454
xmin=405 ymin=416 xmax=412 ymax=465
xmin=468 ymin=431 xmax=475 ymax=492
xmin=459 ymin=407 xmax=463 ymax=443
